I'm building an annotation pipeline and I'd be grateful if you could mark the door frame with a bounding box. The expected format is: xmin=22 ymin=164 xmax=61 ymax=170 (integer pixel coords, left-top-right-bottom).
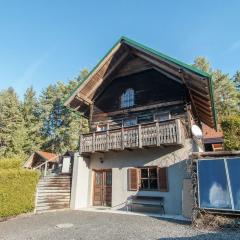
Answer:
xmin=92 ymin=169 xmax=112 ymax=207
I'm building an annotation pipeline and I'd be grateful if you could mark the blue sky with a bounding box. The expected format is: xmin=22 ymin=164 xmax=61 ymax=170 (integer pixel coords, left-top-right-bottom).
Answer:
xmin=0 ymin=0 xmax=240 ymax=98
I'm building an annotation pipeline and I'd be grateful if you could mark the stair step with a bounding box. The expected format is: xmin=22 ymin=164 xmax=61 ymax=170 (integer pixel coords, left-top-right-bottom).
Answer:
xmin=39 ymin=180 xmax=71 ymax=184
xmin=37 ymin=199 xmax=70 ymax=204
xmin=39 ymin=180 xmax=71 ymax=182
xmin=37 ymin=189 xmax=70 ymax=192
xmin=37 ymin=187 xmax=70 ymax=190
xmin=40 ymin=176 xmax=71 ymax=180
xmin=36 ymin=203 xmax=69 ymax=211
xmin=37 ymin=193 xmax=70 ymax=196
xmin=37 ymin=202 xmax=70 ymax=207
xmin=37 ymin=195 xmax=70 ymax=199
xmin=37 ymin=195 xmax=70 ymax=200
xmin=38 ymin=182 xmax=71 ymax=186
xmin=39 ymin=177 xmax=71 ymax=180
xmin=37 ymin=186 xmax=70 ymax=190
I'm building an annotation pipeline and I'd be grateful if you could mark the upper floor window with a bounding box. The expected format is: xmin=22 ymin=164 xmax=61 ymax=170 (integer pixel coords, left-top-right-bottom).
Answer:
xmin=120 ymin=88 xmax=134 ymax=108
xmin=96 ymin=124 xmax=108 ymax=132
xmin=154 ymin=111 xmax=171 ymax=122
xmin=123 ymin=117 xmax=137 ymax=127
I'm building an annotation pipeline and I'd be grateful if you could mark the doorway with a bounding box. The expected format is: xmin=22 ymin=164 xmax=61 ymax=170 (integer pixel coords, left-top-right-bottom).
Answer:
xmin=93 ymin=169 xmax=112 ymax=206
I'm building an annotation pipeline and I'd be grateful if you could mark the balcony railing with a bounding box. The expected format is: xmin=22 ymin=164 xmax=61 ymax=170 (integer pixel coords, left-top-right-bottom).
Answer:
xmin=80 ymin=118 xmax=186 ymax=154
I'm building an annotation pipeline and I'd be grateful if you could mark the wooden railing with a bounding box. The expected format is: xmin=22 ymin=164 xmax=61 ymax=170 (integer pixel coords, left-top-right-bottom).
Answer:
xmin=80 ymin=119 xmax=187 ymax=154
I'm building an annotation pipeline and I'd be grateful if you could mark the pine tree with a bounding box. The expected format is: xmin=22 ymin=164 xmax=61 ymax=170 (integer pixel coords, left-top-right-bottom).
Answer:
xmin=39 ymin=69 xmax=89 ymax=154
xmin=233 ymin=70 xmax=240 ymax=91
xmin=193 ymin=57 xmax=212 ymax=73
xmin=193 ymin=57 xmax=239 ymax=120
xmin=0 ymin=88 xmax=26 ymax=158
xmin=212 ymin=70 xmax=238 ymax=118
xmin=0 ymin=69 xmax=89 ymax=156
xmin=22 ymin=87 xmax=43 ymax=154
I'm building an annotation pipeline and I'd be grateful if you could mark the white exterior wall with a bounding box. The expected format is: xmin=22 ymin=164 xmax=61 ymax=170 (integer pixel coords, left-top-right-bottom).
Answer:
xmin=87 ymin=139 xmax=195 ymax=215
xmin=70 ymin=153 xmax=90 ymax=209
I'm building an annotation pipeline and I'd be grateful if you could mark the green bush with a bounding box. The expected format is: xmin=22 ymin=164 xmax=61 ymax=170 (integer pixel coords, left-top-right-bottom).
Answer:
xmin=221 ymin=115 xmax=240 ymax=150
xmin=0 ymin=158 xmax=22 ymax=169
xmin=0 ymin=166 xmax=40 ymax=218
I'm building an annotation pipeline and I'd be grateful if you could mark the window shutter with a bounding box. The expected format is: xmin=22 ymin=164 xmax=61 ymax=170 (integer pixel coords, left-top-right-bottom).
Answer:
xmin=128 ymin=168 xmax=139 ymax=191
xmin=158 ymin=167 xmax=168 ymax=192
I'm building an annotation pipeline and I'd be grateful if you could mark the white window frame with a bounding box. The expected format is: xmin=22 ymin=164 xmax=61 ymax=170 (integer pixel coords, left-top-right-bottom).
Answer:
xmin=120 ymin=88 xmax=135 ymax=108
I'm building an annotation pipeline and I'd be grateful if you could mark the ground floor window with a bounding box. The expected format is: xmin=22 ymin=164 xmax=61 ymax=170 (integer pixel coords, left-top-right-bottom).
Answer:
xmin=140 ymin=167 xmax=158 ymax=190
xmin=128 ymin=167 xmax=168 ymax=192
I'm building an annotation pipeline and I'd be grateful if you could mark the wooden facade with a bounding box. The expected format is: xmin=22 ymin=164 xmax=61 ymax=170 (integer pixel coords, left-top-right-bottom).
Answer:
xmin=78 ymin=63 xmax=190 ymax=154
xmin=64 ymin=37 xmax=217 ymax=154
xmin=78 ymin=58 xmax=189 ymax=153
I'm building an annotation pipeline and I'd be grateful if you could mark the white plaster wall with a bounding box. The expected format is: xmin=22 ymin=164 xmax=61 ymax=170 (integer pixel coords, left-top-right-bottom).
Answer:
xmin=70 ymin=153 xmax=90 ymax=209
xmin=88 ymin=139 xmax=194 ymax=215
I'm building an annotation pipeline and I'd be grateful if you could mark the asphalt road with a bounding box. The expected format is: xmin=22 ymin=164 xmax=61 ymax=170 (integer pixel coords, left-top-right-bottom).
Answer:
xmin=0 ymin=210 xmax=239 ymax=240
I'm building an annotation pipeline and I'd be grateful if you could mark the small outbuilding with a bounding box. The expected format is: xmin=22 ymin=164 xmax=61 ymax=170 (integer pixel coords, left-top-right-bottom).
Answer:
xmin=24 ymin=151 xmax=59 ymax=169
xmin=202 ymin=124 xmax=224 ymax=151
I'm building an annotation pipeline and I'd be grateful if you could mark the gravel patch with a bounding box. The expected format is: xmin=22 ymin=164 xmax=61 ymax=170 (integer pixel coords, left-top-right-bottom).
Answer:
xmin=0 ymin=210 xmax=239 ymax=240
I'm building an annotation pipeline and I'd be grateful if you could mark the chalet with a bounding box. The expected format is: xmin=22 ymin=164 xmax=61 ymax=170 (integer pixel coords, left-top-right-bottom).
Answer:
xmin=64 ymin=36 xmax=217 ymax=218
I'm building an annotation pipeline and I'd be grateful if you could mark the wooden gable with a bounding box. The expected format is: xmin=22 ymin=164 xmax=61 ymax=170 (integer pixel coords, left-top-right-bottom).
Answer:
xmin=64 ymin=37 xmax=217 ymax=128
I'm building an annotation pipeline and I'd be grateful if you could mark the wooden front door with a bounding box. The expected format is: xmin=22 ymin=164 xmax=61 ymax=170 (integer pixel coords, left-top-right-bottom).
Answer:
xmin=93 ymin=170 xmax=112 ymax=206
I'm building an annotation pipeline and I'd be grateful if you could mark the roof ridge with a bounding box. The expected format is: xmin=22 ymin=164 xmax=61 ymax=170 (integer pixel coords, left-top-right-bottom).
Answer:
xmin=120 ymin=36 xmax=211 ymax=78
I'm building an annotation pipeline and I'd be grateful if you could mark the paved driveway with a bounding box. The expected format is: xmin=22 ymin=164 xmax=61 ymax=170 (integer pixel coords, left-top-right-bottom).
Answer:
xmin=0 ymin=210 xmax=239 ymax=240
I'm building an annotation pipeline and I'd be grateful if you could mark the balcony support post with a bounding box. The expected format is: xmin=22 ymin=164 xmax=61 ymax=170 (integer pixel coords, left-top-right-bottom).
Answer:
xmin=138 ymin=124 xmax=142 ymax=148
xmin=176 ymin=119 xmax=182 ymax=144
xmin=106 ymin=130 xmax=109 ymax=151
xmin=121 ymin=127 xmax=125 ymax=150
xmin=156 ymin=121 xmax=160 ymax=146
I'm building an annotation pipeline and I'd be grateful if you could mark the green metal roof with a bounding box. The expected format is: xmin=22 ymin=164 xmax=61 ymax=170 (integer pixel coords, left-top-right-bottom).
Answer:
xmin=120 ymin=36 xmax=211 ymax=78
xmin=64 ymin=36 xmax=217 ymax=128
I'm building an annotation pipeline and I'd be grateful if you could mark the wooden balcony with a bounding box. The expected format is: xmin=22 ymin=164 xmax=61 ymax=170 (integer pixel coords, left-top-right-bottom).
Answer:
xmin=80 ymin=119 xmax=187 ymax=154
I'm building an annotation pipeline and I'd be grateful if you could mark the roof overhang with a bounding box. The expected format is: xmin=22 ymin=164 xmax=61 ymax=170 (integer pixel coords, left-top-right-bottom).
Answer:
xmin=64 ymin=36 xmax=217 ymax=129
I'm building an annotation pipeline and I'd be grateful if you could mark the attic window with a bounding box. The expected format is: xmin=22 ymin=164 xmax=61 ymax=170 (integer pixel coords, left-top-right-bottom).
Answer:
xmin=120 ymin=88 xmax=134 ymax=108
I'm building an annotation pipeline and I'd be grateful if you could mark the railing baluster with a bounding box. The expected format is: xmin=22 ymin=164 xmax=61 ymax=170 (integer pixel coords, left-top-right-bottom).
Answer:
xmin=156 ymin=122 xmax=160 ymax=146
xmin=121 ymin=127 xmax=124 ymax=150
xmin=92 ymin=132 xmax=95 ymax=153
xmin=106 ymin=130 xmax=109 ymax=151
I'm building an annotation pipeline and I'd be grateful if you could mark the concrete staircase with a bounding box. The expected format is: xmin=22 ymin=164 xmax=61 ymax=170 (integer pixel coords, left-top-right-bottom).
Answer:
xmin=35 ymin=175 xmax=71 ymax=213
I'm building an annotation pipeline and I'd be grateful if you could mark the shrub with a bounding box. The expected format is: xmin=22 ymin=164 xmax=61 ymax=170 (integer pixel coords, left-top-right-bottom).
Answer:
xmin=221 ymin=115 xmax=240 ymax=150
xmin=0 ymin=158 xmax=22 ymax=169
xmin=0 ymin=164 xmax=40 ymax=218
